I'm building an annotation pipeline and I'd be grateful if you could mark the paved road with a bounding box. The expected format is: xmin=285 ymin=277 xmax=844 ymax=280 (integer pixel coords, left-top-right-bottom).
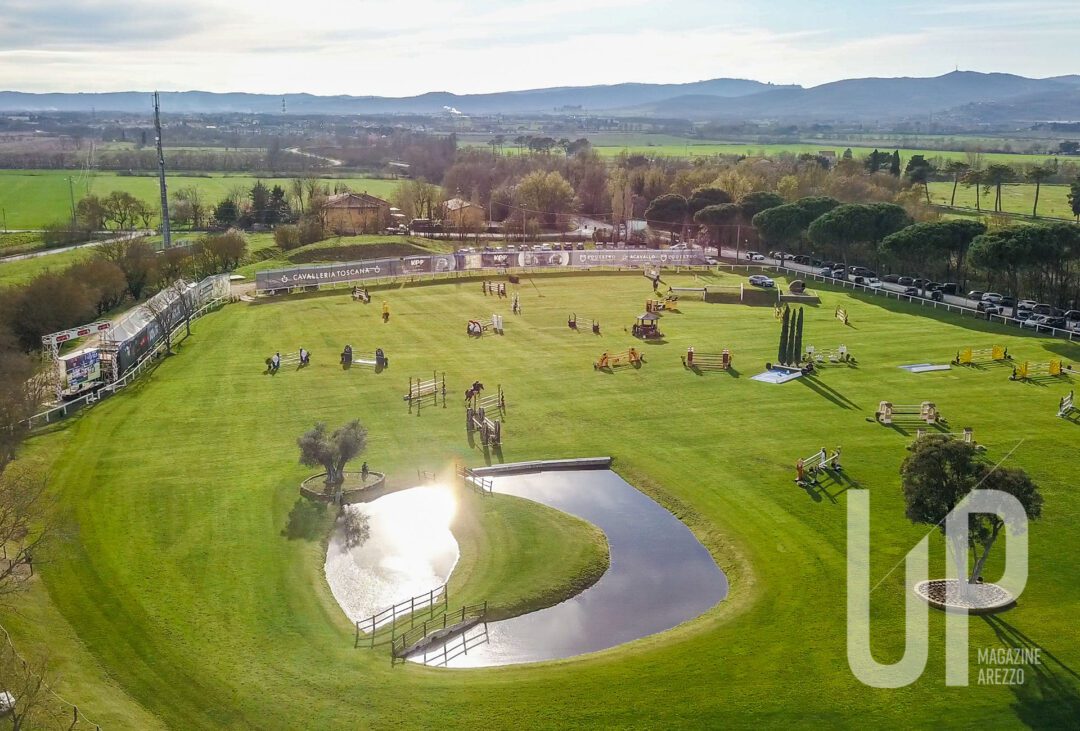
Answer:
xmin=285 ymin=147 xmax=343 ymax=167
xmin=0 ymin=231 xmax=147 ymax=263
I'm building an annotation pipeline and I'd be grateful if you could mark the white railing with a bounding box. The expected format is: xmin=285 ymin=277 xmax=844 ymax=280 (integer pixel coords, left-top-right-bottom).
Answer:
xmin=26 ymin=298 xmax=227 ymax=429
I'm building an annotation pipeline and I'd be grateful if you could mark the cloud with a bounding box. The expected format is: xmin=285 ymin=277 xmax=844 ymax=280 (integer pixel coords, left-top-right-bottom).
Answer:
xmin=0 ymin=0 xmax=1077 ymax=95
xmin=0 ymin=0 xmax=207 ymax=50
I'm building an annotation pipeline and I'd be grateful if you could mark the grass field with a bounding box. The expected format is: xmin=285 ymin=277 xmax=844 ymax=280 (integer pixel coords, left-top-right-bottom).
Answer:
xmin=928 ymin=182 xmax=1079 ymax=221
xmin=464 ymin=134 xmax=1062 ymax=165
xmin=8 ymin=271 xmax=1080 ymax=728
xmin=0 ymin=170 xmax=398 ymax=230
xmin=586 ymin=143 xmax=1059 ymax=166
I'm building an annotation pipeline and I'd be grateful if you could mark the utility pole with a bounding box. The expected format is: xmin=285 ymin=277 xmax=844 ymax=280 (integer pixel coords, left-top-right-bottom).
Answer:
xmin=67 ymin=176 xmax=77 ymax=229
xmin=154 ymin=91 xmax=172 ymax=248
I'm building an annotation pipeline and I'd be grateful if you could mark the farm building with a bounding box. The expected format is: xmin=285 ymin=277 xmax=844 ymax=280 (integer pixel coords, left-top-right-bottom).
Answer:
xmin=443 ymin=198 xmax=487 ymax=231
xmin=323 ymin=192 xmax=391 ymax=234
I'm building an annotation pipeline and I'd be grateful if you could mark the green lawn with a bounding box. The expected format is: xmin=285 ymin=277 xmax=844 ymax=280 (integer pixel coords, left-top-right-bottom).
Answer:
xmin=586 ymin=143 xmax=1056 ymax=166
xmin=929 ymin=182 xmax=1079 ymax=221
xmin=449 ymin=490 xmax=609 ymax=621
xmin=0 ymin=170 xmax=398 ymax=229
xmin=465 ymin=134 xmax=1059 ymax=166
xmin=9 ymin=271 xmax=1080 ymax=728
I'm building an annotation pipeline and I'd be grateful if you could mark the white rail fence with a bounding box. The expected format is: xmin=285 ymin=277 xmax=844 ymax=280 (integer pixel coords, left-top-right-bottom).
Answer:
xmin=25 ymin=298 xmax=227 ymax=429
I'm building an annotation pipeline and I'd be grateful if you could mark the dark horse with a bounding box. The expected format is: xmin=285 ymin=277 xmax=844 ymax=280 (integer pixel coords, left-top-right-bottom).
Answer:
xmin=464 ymin=380 xmax=485 ymax=404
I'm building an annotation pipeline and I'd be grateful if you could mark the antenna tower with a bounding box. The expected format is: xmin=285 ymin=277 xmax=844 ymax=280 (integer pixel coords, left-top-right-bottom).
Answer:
xmin=154 ymin=91 xmax=172 ymax=249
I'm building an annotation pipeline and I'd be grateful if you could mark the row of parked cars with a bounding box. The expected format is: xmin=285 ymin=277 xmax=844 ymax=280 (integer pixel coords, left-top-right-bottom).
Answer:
xmin=757 ymin=250 xmax=1080 ymax=333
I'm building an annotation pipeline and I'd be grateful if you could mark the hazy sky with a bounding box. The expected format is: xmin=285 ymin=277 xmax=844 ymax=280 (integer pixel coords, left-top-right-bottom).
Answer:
xmin=2 ymin=0 xmax=1078 ymax=95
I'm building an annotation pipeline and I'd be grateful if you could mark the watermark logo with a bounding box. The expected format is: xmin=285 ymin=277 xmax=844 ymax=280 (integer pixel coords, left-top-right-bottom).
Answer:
xmin=846 ymin=490 xmax=1029 ymax=688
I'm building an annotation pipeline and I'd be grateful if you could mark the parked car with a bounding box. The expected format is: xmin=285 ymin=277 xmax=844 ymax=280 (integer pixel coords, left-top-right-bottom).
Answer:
xmin=745 ymin=251 xmax=762 ymax=260
xmin=999 ymin=296 xmax=1015 ymax=307
xmin=881 ymin=274 xmax=900 ymax=284
xmin=704 ymin=256 xmax=719 ymax=265
xmin=865 ymin=277 xmax=884 ymax=289
xmin=748 ymin=274 xmax=774 ymax=288
xmin=1021 ymin=315 xmax=1051 ymax=330
xmin=1032 ymin=304 xmax=1054 ymax=316
xmin=821 ymin=261 xmax=835 ymax=269
xmin=849 ymin=266 xmax=870 ymax=276
xmin=831 ymin=267 xmax=846 ymax=279
xmin=1017 ymin=299 xmax=1038 ymax=310
xmin=791 ymin=255 xmax=809 ymax=264
xmin=749 ymin=253 xmax=766 ymax=262
xmin=927 ymin=289 xmax=944 ymax=302
xmin=967 ymin=290 xmax=984 ymax=300
xmin=819 ymin=267 xmax=834 ymax=276
xmin=898 ymin=276 xmax=915 ymax=286
xmin=914 ymin=278 xmax=931 ymax=289
xmin=982 ymin=292 xmax=1004 ymax=304
xmin=1014 ymin=310 xmax=1038 ymax=322
xmin=1044 ymin=317 xmax=1067 ymax=330
xmin=939 ymin=283 xmax=961 ymax=296
xmin=977 ymin=301 xmax=1002 ymax=314
xmin=902 ymin=286 xmax=919 ymax=297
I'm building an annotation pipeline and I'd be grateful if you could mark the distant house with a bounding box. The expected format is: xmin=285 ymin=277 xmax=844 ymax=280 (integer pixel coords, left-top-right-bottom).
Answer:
xmin=323 ymin=192 xmax=390 ymax=235
xmin=443 ymin=198 xmax=486 ymax=231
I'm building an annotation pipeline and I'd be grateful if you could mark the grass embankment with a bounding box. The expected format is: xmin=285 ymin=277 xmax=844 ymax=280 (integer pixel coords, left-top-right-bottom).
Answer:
xmin=449 ymin=489 xmax=609 ymax=621
xmin=0 ymin=170 xmax=398 ymax=229
xmin=6 ymin=272 xmax=1080 ymax=728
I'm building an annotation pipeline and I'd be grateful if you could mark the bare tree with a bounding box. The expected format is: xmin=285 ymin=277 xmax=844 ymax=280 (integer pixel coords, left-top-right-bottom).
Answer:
xmin=0 ymin=645 xmax=62 ymax=731
xmin=0 ymin=465 xmax=50 ymax=599
xmin=144 ymin=284 xmax=185 ymax=355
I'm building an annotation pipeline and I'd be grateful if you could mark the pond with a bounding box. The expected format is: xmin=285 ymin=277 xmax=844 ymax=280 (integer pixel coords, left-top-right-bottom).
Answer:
xmin=324 ymin=469 xmax=728 ymax=667
xmin=324 ymin=485 xmax=458 ymax=623
xmin=412 ymin=469 xmax=727 ymax=668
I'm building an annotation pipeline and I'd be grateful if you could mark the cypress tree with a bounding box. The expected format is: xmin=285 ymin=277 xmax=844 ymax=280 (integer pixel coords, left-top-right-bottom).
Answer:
xmin=792 ymin=308 xmax=804 ymax=364
xmin=890 ymin=150 xmax=901 ymax=177
xmin=779 ymin=305 xmax=791 ymax=365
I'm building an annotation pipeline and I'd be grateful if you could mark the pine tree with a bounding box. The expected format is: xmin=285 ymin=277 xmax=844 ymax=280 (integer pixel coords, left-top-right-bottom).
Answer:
xmin=792 ymin=308 xmax=804 ymax=364
xmin=778 ymin=306 xmax=791 ymax=365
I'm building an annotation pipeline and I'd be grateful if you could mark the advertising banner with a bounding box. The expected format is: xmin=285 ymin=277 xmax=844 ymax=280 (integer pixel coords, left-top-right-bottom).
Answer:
xmin=256 ymin=259 xmax=398 ymax=290
xmin=256 ymin=248 xmax=707 ymax=290
xmin=61 ymin=348 xmax=102 ymax=395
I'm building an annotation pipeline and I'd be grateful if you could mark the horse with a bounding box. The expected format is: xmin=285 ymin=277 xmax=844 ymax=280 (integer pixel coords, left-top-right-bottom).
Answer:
xmin=464 ymin=380 xmax=485 ymax=404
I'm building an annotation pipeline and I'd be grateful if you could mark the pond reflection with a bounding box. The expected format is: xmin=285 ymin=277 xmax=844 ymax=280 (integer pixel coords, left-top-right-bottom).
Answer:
xmin=324 ymin=485 xmax=458 ymax=623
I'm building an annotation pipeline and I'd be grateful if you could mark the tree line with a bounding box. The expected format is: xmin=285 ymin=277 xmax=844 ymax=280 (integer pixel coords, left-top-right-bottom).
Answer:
xmin=0 ymin=232 xmax=246 ymax=353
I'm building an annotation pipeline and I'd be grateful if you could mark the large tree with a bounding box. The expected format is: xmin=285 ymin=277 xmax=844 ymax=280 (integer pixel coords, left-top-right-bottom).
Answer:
xmin=901 ymin=435 xmax=1042 ymax=589
xmin=737 ymin=191 xmax=785 ymax=221
xmin=687 ymin=186 xmax=732 ymax=217
xmin=515 ymin=170 xmax=575 ymax=228
xmin=693 ymin=203 xmax=741 ymax=245
xmin=297 ymin=420 xmax=368 ymax=487
xmin=881 ymin=219 xmax=986 ymax=283
xmin=1025 ymin=166 xmax=1052 ymax=218
xmin=1070 ymin=175 xmax=1080 ymax=221
xmin=752 ymin=196 xmax=840 ymax=252
xmin=644 ymin=193 xmax=688 ymax=244
xmin=904 ymin=155 xmax=935 ymax=205
xmin=807 ymin=202 xmax=911 ymax=268
xmin=943 ymin=161 xmax=970 ymax=207
xmin=983 ymin=164 xmax=1015 ymax=213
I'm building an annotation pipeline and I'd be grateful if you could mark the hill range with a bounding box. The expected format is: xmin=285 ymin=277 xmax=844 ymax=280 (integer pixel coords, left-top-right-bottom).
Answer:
xmin=2 ymin=72 xmax=1079 ymax=124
